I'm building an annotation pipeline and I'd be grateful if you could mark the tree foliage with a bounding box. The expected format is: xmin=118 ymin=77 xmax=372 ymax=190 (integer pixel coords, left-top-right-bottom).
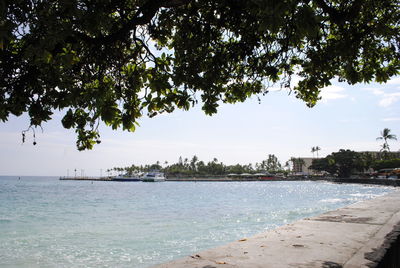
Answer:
xmin=311 ymin=146 xmax=321 ymax=158
xmin=376 ymin=128 xmax=397 ymax=153
xmin=309 ymin=157 xmax=336 ymax=174
xmin=2 ymin=0 xmax=399 ymax=149
xmin=372 ymin=158 xmax=400 ymax=171
xmin=290 ymin=157 xmax=305 ymax=172
xmin=111 ymin=154 xmax=284 ymax=176
xmin=264 ymin=154 xmax=282 ymax=173
xmin=310 ymin=149 xmax=364 ymax=177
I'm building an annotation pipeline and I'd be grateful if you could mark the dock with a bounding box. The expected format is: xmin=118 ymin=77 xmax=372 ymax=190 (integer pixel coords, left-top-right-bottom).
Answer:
xmin=59 ymin=176 xmax=113 ymax=181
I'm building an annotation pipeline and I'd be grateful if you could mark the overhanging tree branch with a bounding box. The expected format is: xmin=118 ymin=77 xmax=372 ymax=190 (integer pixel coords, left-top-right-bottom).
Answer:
xmin=2 ymin=0 xmax=399 ymax=150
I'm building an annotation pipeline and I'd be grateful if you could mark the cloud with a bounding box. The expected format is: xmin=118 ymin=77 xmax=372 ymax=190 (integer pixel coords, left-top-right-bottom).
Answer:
xmin=387 ymin=77 xmax=400 ymax=85
xmin=363 ymin=84 xmax=400 ymax=108
xmin=378 ymin=92 xmax=400 ymax=107
xmin=319 ymin=85 xmax=347 ymax=102
xmin=338 ymin=118 xmax=365 ymax=123
xmin=364 ymin=87 xmax=384 ymax=96
xmin=101 ymin=137 xmax=200 ymax=151
xmin=382 ymin=117 xmax=400 ymax=122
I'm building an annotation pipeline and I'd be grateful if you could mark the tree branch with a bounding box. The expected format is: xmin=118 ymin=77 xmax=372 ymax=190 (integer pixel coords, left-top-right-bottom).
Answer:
xmin=74 ymin=0 xmax=192 ymax=45
xmin=313 ymin=0 xmax=345 ymax=25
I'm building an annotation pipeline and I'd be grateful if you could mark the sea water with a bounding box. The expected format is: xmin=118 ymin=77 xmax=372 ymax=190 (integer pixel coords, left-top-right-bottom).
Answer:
xmin=0 ymin=176 xmax=394 ymax=268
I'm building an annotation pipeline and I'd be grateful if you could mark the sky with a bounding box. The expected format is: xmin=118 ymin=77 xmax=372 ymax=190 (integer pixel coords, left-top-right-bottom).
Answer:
xmin=0 ymin=77 xmax=399 ymax=176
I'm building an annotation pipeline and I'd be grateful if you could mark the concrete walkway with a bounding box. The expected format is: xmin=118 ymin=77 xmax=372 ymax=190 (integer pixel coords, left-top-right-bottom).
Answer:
xmin=153 ymin=190 xmax=400 ymax=268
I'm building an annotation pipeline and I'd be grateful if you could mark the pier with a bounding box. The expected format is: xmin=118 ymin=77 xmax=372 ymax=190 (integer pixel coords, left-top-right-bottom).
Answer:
xmin=59 ymin=176 xmax=113 ymax=181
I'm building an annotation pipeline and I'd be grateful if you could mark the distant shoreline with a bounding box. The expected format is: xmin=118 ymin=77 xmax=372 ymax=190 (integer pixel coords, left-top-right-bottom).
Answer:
xmin=59 ymin=176 xmax=400 ymax=186
xmin=170 ymin=177 xmax=400 ymax=186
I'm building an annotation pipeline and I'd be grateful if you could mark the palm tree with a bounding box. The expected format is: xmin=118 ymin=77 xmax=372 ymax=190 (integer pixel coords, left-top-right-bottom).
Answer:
xmin=290 ymin=157 xmax=305 ymax=174
xmin=284 ymin=161 xmax=290 ymax=171
xmin=376 ymin=128 xmax=397 ymax=152
xmin=190 ymin=155 xmax=198 ymax=171
xmin=315 ymin=146 xmax=321 ymax=158
xmin=311 ymin=147 xmax=316 ymax=157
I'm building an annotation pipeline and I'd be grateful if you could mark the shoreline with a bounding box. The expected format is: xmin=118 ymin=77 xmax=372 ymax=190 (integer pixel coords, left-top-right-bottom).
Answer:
xmin=152 ymin=190 xmax=400 ymax=267
xmin=59 ymin=176 xmax=400 ymax=187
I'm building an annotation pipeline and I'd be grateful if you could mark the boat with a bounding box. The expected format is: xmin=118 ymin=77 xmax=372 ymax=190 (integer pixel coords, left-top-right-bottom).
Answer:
xmin=112 ymin=174 xmax=141 ymax=182
xmin=141 ymin=172 xmax=166 ymax=182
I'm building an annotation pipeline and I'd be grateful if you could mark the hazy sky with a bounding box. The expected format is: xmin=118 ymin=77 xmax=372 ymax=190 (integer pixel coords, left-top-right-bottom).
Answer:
xmin=1 ymin=77 xmax=399 ymax=176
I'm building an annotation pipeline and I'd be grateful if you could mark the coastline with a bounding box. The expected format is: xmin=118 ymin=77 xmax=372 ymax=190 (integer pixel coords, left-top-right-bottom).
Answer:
xmin=60 ymin=175 xmax=400 ymax=187
xmin=168 ymin=176 xmax=400 ymax=187
xmin=152 ymin=190 xmax=400 ymax=267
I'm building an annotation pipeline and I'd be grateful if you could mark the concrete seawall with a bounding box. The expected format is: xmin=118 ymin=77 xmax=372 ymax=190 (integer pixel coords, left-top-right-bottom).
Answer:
xmin=153 ymin=190 xmax=400 ymax=268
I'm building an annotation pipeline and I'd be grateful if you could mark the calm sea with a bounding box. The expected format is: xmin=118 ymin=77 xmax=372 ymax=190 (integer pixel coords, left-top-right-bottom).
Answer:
xmin=0 ymin=176 xmax=393 ymax=268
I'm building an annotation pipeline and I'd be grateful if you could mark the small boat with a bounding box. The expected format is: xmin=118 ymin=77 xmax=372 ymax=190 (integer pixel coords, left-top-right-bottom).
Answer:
xmin=112 ymin=174 xmax=141 ymax=182
xmin=141 ymin=172 xmax=166 ymax=182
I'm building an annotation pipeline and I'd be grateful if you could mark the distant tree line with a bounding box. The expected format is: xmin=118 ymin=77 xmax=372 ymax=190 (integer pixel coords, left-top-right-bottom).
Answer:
xmin=108 ymin=154 xmax=285 ymax=177
xmin=108 ymin=150 xmax=400 ymax=178
xmin=310 ymin=128 xmax=399 ymax=178
xmin=107 ymin=127 xmax=399 ymax=178
xmin=310 ymin=149 xmax=400 ymax=178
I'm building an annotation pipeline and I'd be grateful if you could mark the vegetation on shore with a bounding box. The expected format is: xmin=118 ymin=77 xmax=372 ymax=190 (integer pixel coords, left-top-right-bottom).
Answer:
xmin=310 ymin=150 xmax=400 ymax=178
xmin=309 ymin=128 xmax=399 ymax=178
xmin=108 ymin=154 xmax=285 ymax=177
xmin=376 ymin=128 xmax=398 ymax=153
xmin=107 ymin=128 xmax=399 ymax=178
xmin=108 ymin=152 xmax=400 ymax=179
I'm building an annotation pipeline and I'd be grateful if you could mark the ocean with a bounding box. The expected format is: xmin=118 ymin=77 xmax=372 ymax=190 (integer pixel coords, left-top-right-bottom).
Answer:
xmin=0 ymin=176 xmax=394 ymax=267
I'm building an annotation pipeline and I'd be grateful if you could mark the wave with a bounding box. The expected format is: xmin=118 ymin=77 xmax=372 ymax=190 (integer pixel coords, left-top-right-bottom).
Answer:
xmin=319 ymin=198 xmax=346 ymax=203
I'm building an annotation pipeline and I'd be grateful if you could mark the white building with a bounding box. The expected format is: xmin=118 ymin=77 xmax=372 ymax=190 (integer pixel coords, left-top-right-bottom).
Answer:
xmin=291 ymin=157 xmax=317 ymax=175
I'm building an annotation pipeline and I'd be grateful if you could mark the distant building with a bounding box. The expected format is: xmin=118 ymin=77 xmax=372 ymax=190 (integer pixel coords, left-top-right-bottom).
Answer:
xmin=358 ymin=151 xmax=400 ymax=159
xmin=291 ymin=157 xmax=317 ymax=175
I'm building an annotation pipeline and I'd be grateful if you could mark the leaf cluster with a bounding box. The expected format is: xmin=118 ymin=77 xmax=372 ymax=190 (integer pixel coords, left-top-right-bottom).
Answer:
xmin=372 ymin=158 xmax=400 ymax=171
xmin=1 ymin=0 xmax=399 ymax=149
xmin=310 ymin=149 xmax=365 ymax=177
